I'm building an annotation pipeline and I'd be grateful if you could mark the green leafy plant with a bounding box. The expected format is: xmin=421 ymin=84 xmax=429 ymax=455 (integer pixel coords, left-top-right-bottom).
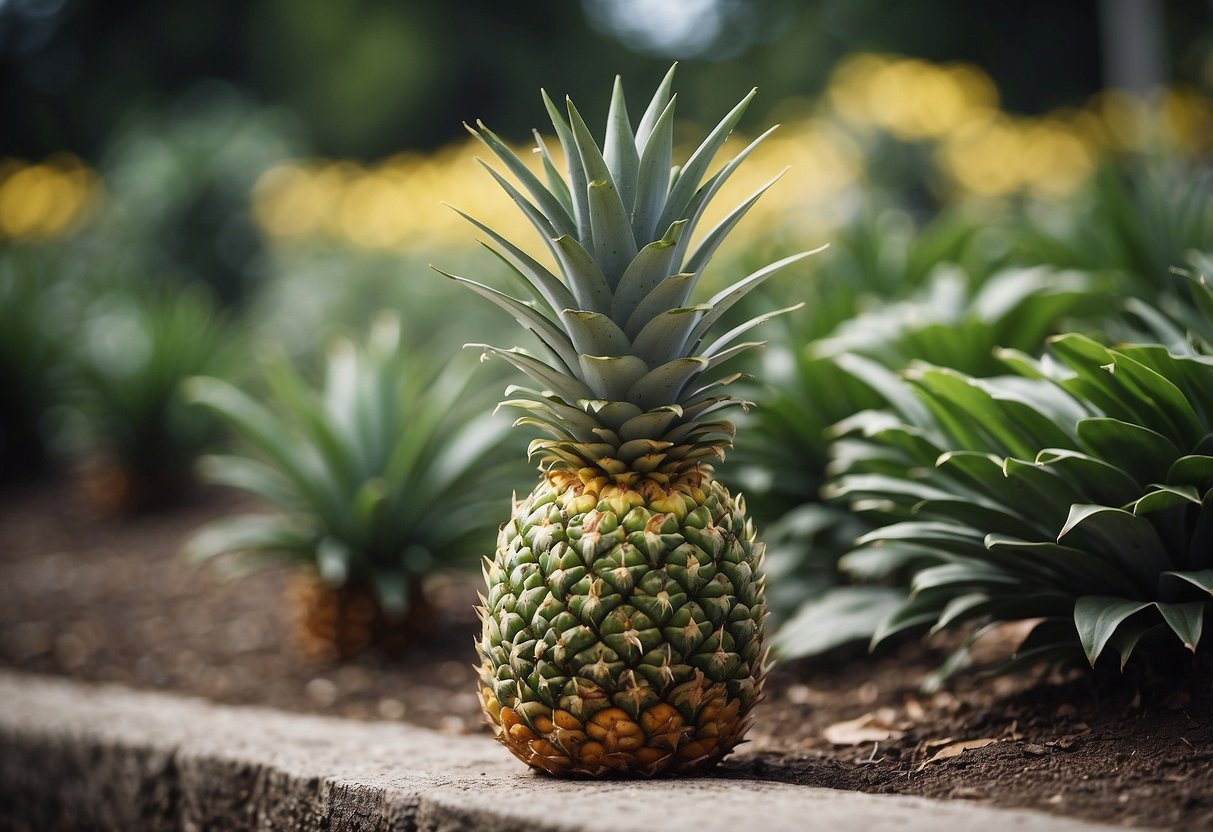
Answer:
xmin=1126 ymin=251 xmax=1213 ymax=353
xmin=61 ymin=279 xmax=242 ymax=510
xmin=825 ymin=268 xmax=1213 ymax=681
xmin=1019 ymin=159 xmax=1213 ymax=293
xmin=730 ymin=207 xmax=1012 ymax=523
xmin=731 ymin=265 xmax=1102 ymax=660
xmin=185 ymin=315 xmax=528 ymax=655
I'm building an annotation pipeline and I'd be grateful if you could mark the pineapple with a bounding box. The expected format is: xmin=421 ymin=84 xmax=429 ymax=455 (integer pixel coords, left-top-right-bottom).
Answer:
xmin=442 ymin=68 xmax=823 ymax=776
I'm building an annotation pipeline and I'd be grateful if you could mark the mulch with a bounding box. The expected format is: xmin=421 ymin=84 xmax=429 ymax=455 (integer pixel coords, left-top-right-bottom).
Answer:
xmin=1 ymin=481 xmax=1210 ymax=829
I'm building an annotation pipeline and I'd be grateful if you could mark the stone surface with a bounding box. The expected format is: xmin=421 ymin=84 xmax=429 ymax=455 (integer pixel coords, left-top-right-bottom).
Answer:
xmin=0 ymin=671 xmax=1134 ymax=831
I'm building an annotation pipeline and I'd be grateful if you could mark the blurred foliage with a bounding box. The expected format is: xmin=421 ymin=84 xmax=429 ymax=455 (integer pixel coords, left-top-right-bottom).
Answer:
xmin=89 ymin=85 xmax=304 ymax=303
xmin=248 ymin=246 xmax=530 ymax=364
xmin=1018 ymin=158 xmax=1213 ymax=294
xmin=5 ymin=0 xmax=1211 ymax=161
xmin=0 ymin=244 xmax=79 ymax=480
xmin=55 ymin=278 xmax=244 ymax=511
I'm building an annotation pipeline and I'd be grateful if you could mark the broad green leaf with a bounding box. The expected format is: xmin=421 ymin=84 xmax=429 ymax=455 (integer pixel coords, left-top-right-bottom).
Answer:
xmin=1105 ymin=349 xmax=1205 ymax=448
xmin=1130 ymin=484 xmax=1201 ymax=515
xmin=560 ymin=310 xmax=631 ymax=357
xmin=833 ymin=352 xmax=931 ymax=427
xmin=839 ymin=542 xmax=938 ymax=580
xmin=930 ymin=592 xmax=991 ymax=633
xmin=1035 ymin=448 xmax=1142 ymax=506
xmin=1074 ymin=596 xmax=1152 ymax=666
xmin=1108 ymin=620 xmax=1156 ymax=670
xmin=634 ymin=64 xmax=676 ymax=151
xmin=1161 ymin=569 xmax=1213 ymax=595
xmin=1168 ymin=454 xmax=1213 ymax=488
xmin=630 ymin=306 xmax=707 ymax=367
xmin=856 ymin=520 xmax=987 ymax=556
xmin=632 ymin=95 xmax=676 ymax=243
xmin=1075 ymin=417 xmax=1180 ymax=484
xmin=183 ymin=514 xmax=314 ymax=565
xmin=871 ymin=589 xmax=953 ymax=647
xmin=985 ymin=536 xmax=1140 ymax=596
xmin=1058 ymin=504 xmax=1172 ymax=584
xmin=910 ymin=561 xmax=1022 ymax=595
xmin=773 ymin=586 xmax=905 ymax=659
xmin=1155 ymin=600 xmax=1204 ymax=651
xmin=1000 ymin=456 xmax=1083 ymax=530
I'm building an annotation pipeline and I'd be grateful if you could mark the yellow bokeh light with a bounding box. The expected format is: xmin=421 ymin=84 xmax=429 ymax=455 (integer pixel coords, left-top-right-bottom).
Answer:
xmin=0 ymin=154 xmax=99 ymax=241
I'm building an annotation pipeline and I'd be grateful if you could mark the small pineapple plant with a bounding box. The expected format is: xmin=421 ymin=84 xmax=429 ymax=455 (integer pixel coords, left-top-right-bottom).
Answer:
xmin=826 ymin=258 xmax=1213 ymax=680
xmin=443 ymin=68 xmax=822 ymax=776
xmin=63 ymin=280 xmax=242 ymax=511
xmin=186 ymin=315 xmax=526 ymax=659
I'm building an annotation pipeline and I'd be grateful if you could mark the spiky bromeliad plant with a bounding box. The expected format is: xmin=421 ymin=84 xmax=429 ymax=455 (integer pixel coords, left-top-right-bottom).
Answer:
xmin=826 ymin=263 xmax=1213 ymax=682
xmin=441 ymin=68 xmax=822 ymax=777
xmin=185 ymin=315 xmax=526 ymax=659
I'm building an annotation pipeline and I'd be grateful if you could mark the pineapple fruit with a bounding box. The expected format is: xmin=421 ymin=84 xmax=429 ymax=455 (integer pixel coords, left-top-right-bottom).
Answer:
xmin=444 ymin=68 xmax=822 ymax=776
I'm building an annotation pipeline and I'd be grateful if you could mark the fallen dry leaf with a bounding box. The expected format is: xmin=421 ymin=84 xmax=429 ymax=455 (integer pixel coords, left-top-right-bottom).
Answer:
xmin=916 ymin=737 xmax=999 ymax=770
xmin=824 ymin=711 xmax=904 ymax=746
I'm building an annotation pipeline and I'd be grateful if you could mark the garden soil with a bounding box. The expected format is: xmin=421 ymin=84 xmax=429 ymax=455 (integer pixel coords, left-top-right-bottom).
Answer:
xmin=2 ymin=482 xmax=1210 ymax=829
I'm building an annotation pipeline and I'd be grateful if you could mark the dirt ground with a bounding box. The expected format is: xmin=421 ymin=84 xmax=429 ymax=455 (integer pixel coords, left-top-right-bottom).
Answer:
xmin=1 ymin=482 xmax=1210 ymax=829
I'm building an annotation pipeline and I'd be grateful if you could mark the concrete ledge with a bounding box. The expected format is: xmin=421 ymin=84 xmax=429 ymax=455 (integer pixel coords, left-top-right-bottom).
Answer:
xmin=0 ymin=671 xmax=1130 ymax=831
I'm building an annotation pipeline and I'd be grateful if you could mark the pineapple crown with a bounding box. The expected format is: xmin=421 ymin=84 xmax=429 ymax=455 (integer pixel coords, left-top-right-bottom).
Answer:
xmin=438 ymin=66 xmax=824 ymax=478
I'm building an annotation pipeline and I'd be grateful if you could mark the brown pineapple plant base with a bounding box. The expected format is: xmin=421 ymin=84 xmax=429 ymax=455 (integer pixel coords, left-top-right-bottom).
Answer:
xmin=76 ymin=455 xmax=195 ymax=516
xmin=287 ymin=574 xmax=433 ymax=662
